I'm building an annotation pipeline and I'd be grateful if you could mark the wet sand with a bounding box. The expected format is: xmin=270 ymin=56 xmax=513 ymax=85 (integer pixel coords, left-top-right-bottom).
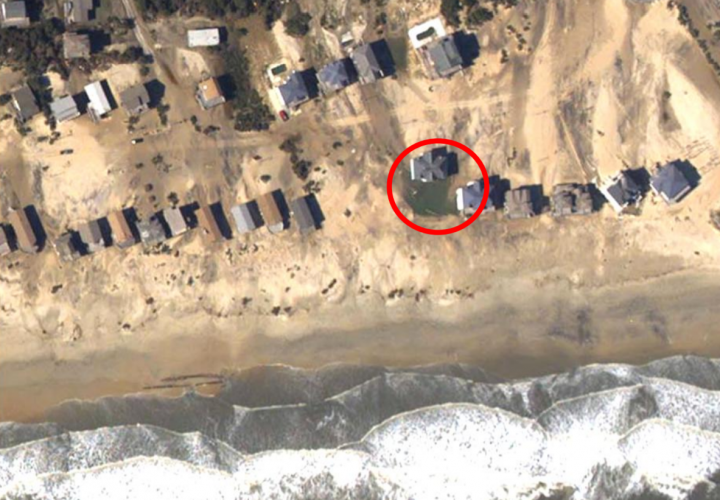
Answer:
xmin=3 ymin=268 xmax=720 ymax=422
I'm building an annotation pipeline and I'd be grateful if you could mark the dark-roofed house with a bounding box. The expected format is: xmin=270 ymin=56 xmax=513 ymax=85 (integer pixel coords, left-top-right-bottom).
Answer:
xmin=551 ymin=183 xmax=593 ymax=217
xmin=8 ymin=207 xmax=38 ymax=254
xmin=456 ymin=179 xmax=499 ymax=217
xmin=196 ymin=205 xmax=222 ymax=242
xmin=1 ymin=1 xmax=29 ymax=27
xmin=257 ymin=191 xmax=286 ymax=234
xmin=504 ymin=187 xmax=537 ymax=220
xmin=78 ymin=220 xmax=104 ymax=254
xmin=119 ymin=84 xmax=150 ymax=116
xmin=63 ymin=32 xmax=91 ymax=59
xmin=0 ymin=224 xmax=12 ymax=256
xmin=63 ymin=0 xmax=93 ymax=24
xmin=53 ymin=232 xmax=83 ymax=262
xmin=290 ymin=195 xmax=323 ymax=234
xmin=351 ymin=43 xmax=385 ymax=85
xmin=410 ymin=147 xmax=452 ymax=182
xmin=278 ymin=71 xmax=310 ymax=109
xmin=136 ymin=214 xmax=166 ymax=246
xmin=599 ymin=171 xmax=643 ymax=214
xmin=11 ymin=86 xmax=39 ymax=123
xmin=50 ymin=95 xmax=80 ymax=123
xmin=107 ymin=210 xmax=135 ymax=249
xmin=650 ymin=161 xmax=693 ymax=205
xmin=230 ymin=202 xmax=262 ymax=235
xmin=317 ymin=59 xmax=356 ymax=94
xmin=161 ymin=207 xmax=189 ymax=237
xmin=424 ymin=36 xmax=463 ymax=79
xmin=196 ymin=77 xmax=225 ymax=110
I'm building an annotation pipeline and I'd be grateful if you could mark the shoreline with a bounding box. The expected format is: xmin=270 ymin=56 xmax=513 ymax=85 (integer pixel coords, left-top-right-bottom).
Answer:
xmin=4 ymin=267 xmax=720 ymax=422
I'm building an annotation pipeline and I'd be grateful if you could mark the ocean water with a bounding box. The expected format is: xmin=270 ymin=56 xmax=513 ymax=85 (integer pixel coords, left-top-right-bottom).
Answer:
xmin=3 ymin=356 xmax=720 ymax=499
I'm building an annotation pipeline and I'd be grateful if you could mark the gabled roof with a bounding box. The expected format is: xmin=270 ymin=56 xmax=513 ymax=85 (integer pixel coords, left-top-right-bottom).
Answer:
xmin=601 ymin=171 xmax=642 ymax=213
xmin=318 ymin=59 xmax=355 ymax=92
xmin=456 ymin=179 xmax=498 ymax=216
xmin=351 ymin=44 xmax=384 ymax=84
xmin=84 ymin=81 xmax=112 ymax=120
xmin=63 ymin=32 xmax=91 ymax=59
xmin=119 ymin=84 xmax=150 ymax=116
xmin=290 ymin=196 xmax=319 ymax=234
xmin=650 ymin=162 xmax=692 ymax=204
xmin=426 ymin=36 xmax=463 ymax=78
xmin=50 ymin=95 xmax=80 ymax=123
xmin=8 ymin=208 xmax=37 ymax=253
xmin=136 ymin=215 xmax=166 ymax=246
xmin=504 ymin=188 xmax=536 ymax=219
xmin=257 ymin=191 xmax=285 ymax=234
xmin=107 ymin=211 xmax=134 ymax=249
xmin=410 ymin=147 xmax=450 ymax=182
xmin=64 ymin=0 xmax=93 ymax=23
xmin=161 ymin=207 xmax=188 ymax=237
xmin=78 ymin=220 xmax=104 ymax=253
xmin=196 ymin=205 xmax=222 ymax=242
xmin=11 ymin=86 xmax=39 ymax=122
xmin=230 ymin=202 xmax=261 ymax=234
xmin=278 ymin=71 xmax=310 ymax=108
xmin=551 ymin=183 xmax=593 ymax=217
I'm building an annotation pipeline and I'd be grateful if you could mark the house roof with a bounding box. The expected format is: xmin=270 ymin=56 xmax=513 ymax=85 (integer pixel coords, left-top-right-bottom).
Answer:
xmin=651 ymin=162 xmax=692 ymax=204
xmin=84 ymin=81 xmax=112 ymax=118
xmin=197 ymin=78 xmax=225 ymax=109
xmin=50 ymin=95 xmax=80 ymax=123
xmin=290 ymin=196 xmax=317 ymax=234
xmin=196 ymin=205 xmax=222 ymax=242
xmin=64 ymin=0 xmax=93 ymax=23
xmin=162 ymin=207 xmax=188 ymax=237
xmin=230 ymin=202 xmax=261 ymax=234
xmin=78 ymin=220 xmax=104 ymax=252
xmin=426 ymin=36 xmax=463 ymax=77
xmin=278 ymin=71 xmax=310 ymax=108
xmin=318 ymin=59 xmax=355 ymax=92
xmin=504 ymin=188 xmax=536 ymax=219
xmin=119 ymin=84 xmax=150 ymax=116
xmin=551 ymin=183 xmax=593 ymax=217
xmin=187 ymin=28 xmax=220 ymax=47
xmin=136 ymin=215 xmax=166 ymax=246
xmin=11 ymin=86 xmax=40 ymax=122
xmin=54 ymin=232 xmax=83 ymax=262
xmin=456 ymin=179 xmax=497 ymax=215
xmin=257 ymin=192 xmax=284 ymax=231
xmin=9 ymin=208 xmax=37 ymax=253
xmin=602 ymin=171 xmax=642 ymax=212
xmin=2 ymin=1 xmax=27 ymax=20
xmin=351 ymin=44 xmax=384 ymax=84
xmin=107 ymin=211 xmax=134 ymax=248
xmin=63 ymin=32 xmax=91 ymax=59
xmin=410 ymin=147 xmax=450 ymax=182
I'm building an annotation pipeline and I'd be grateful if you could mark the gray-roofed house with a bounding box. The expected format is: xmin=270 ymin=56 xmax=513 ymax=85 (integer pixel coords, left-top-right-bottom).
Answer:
xmin=551 ymin=183 xmax=593 ymax=217
xmin=0 ymin=224 xmax=12 ymax=257
xmin=504 ymin=187 xmax=537 ymax=220
xmin=78 ymin=220 xmax=104 ymax=254
xmin=278 ymin=71 xmax=310 ymax=109
xmin=50 ymin=95 xmax=80 ymax=123
xmin=10 ymin=86 xmax=39 ymax=123
xmin=230 ymin=202 xmax=262 ymax=235
xmin=650 ymin=161 xmax=693 ymax=205
xmin=161 ymin=207 xmax=188 ymax=237
xmin=317 ymin=59 xmax=355 ymax=94
xmin=424 ymin=36 xmax=463 ymax=79
xmin=136 ymin=214 xmax=166 ymax=246
xmin=63 ymin=0 xmax=93 ymax=24
xmin=410 ymin=147 xmax=452 ymax=182
xmin=63 ymin=32 xmax=91 ymax=59
xmin=351 ymin=44 xmax=385 ymax=85
xmin=290 ymin=195 xmax=322 ymax=235
xmin=1 ymin=1 xmax=30 ymax=27
xmin=119 ymin=84 xmax=150 ymax=117
xmin=455 ymin=179 xmax=499 ymax=217
xmin=53 ymin=232 xmax=83 ymax=262
xmin=599 ymin=171 xmax=643 ymax=213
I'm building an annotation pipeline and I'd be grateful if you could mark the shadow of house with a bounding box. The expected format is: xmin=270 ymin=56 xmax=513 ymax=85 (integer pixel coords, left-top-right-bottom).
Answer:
xmin=217 ymin=26 xmax=229 ymax=44
xmin=587 ymin=183 xmax=607 ymax=211
xmin=299 ymin=69 xmax=320 ymax=100
xmin=494 ymin=177 xmax=511 ymax=209
xmin=272 ymin=190 xmax=291 ymax=228
xmin=99 ymin=79 xmax=117 ymax=110
xmin=24 ymin=205 xmax=46 ymax=251
xmin=96 ymin=216 xmax=113 ymax=247
xmin=216 ymin=74 xmax=237 ymax=101
xmin=446 ymin=152 xmax=459 ymax=177
xmin=210 ymin=202 xmax=233 ymax=240
xmin=121 ymin=207 xmax=141 ymax=243
xmin=452 ymin=31 xmax=480 ymax=68
xmin=25 ymin=0 xmax=45 ymax=21
xmin=671 ymin=159 xmax=701 ymax=188
xmin=625 ymin=167 xmax=651 ymax=194
xmin=305 ymin=193 xmax=325 ymax=229
xmin=180 ymin=202 xmax=201 ymax=229
xmin=73 ymin=90 xmax=90 ymax=115
xmin=527 ymin=184 xmax=549 ymax=213
xmin=144 ymin=79 xmax=166 ymax=109
xmin=370 ymin=39 xmax=397 ymax=78
xmin=2 ymin=223 xmax=17 ymax=252
xmin=87 ymin=30 xmax=111 ymax=52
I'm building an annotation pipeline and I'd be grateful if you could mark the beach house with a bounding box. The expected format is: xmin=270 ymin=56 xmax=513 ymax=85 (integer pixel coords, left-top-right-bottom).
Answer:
xmin=599 ymin=171 xmax=643 ymax=213
xmin=410 ymin=147 xmax=453 ymax=182
xmin=107 ymin=210 xmax=135 ymax=249
xmin=550 ymin=183 xmax=594 ymax=217
xmin=8 ymin=207 xmax=38 ymax=254
xmin=650 ymin=161 xmax=694 ymax=205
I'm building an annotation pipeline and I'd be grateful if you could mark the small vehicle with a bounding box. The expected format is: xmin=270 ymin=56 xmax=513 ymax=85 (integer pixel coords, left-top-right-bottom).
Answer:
xmin=60 ymin=149 xmax=74 ymax=155
xmin=131 ymin=138 xmax=144 ymax=145
xmin=279 ymin=110 xmax=289 ymax=122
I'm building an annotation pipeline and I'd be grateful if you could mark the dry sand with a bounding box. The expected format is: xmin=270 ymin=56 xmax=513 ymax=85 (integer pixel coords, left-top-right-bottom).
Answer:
xmin=3 ymin=0 xmax=720 ymax=421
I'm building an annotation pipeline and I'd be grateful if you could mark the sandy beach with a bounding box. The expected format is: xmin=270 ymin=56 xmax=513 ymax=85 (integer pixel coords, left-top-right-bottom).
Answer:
xmin=3 ymin=0 xmax=720 ymax=422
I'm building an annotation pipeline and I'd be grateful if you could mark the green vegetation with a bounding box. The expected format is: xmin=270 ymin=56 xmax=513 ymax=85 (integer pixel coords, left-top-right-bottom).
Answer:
xmin=284 ymin=5 xmax=311 ymax=38
xmin=440 ymin=0 xmax=462 ymax=27
xmin=467 ymin=7 xmax=494 ymax=26
xmin=0 ymin=19 xmax=67 ymax=78
xmin=441 ymin=0 xmax=517 ymax=28
xmin=221 ymin=47 xmax=274 ymax=132
xmin=135 ymin=0 xmax=284 ymax=28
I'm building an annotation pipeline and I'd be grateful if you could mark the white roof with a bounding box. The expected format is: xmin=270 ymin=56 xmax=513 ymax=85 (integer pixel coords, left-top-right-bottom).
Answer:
xmin=231 ymin=203 xmax=259 ymax=234
xmin=84 ymin=81 xmax=112 ymax=116
xmin=188 ymin=28 xmax=220 ymax=48
xmin=408 ymin=18 xmax=446 ymax=49
xmin=456 ymin=181 xmax=483 ymax=212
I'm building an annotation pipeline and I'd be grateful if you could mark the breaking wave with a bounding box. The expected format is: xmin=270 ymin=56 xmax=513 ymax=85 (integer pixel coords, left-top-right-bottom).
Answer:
xmin=4 ymin=356 xmax=720 ymax=499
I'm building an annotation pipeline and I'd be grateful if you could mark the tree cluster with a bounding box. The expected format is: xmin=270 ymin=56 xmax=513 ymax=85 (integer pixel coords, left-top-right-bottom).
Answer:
xmin=135 ymin=0 xmax=285 ymax=29
xmin=221 ymin=47 xmax=274 ymax=132
xmin=284 ymin=6 xmax=311 ymax=38
xmin=441 ymin=0 xmax=517 ymax=28
xmin=0 ymin=19 xmax=67 ymax=78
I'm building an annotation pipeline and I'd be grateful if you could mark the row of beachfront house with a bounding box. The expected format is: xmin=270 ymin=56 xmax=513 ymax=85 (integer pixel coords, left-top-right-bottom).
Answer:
xmin=1 ymin=0 xmax=98 ymax=28
xmin=0 ymin=191 xmax=324 ymax=261
xmin=412 ymin=147 xmax=699 ymax=219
